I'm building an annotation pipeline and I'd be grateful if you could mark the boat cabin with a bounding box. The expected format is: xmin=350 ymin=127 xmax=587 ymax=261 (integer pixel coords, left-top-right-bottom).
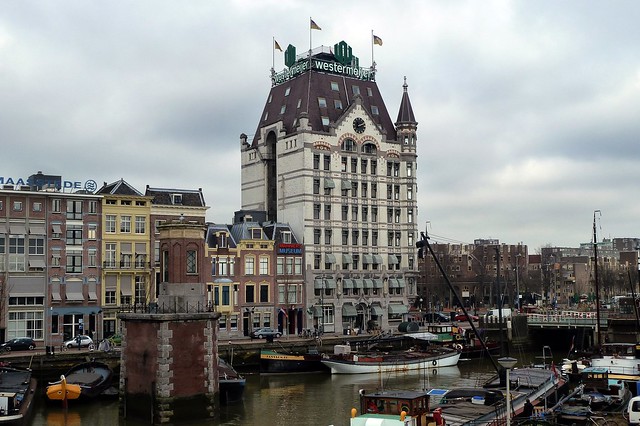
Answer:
xmin=356 ymin=389 xmax=434 ymax=425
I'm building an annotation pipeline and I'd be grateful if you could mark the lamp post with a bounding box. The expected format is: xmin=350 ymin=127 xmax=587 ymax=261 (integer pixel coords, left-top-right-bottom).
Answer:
xmin=498 ymin=357 xmax=518 ymax=426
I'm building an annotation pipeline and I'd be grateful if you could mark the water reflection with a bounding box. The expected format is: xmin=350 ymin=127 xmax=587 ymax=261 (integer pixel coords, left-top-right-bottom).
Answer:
xmin=29 ymin=359 xmax=500 ymax=425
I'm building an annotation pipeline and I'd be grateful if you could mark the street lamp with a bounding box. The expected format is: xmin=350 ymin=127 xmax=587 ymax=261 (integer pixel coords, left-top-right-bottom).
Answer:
xmin=498 ymin=357 xmax=518 ymax=426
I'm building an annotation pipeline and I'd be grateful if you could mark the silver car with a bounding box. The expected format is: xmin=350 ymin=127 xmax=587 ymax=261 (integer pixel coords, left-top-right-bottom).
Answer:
xmin=63 ymin=335 xmax=94 ymax=349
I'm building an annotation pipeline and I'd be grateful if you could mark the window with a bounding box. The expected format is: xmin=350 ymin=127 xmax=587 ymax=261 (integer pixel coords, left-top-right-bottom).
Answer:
xmin=408 ymin=186 xmax=413 ymax=200
xmin=372 ymin=231 xmax=378 ymax=245
xmin=324 ymin=204 xmax=331 ymax=220
xmin=342 ymin=139 xmax=356 ymax=152
xmin=89 ymin=201 xmax=97 ymax=214
xmin=362 ymin=230 xmax=369 ymax=245
xmin=351 ymin=158 xmax=357 ymax=173
xmin=66 ymin=253 xmax=82 ymax=273
xmin=105 ymin=243 xmax=116 ymax=268
xmin=120 ymin=215 xmax=131 ymax=233
xmin=314 ymin=229 xmax=321 ymax=244
xmin=135 ymin=276 xmax=146 ymax=304
xmin=341 ymin=156 xmax=347 ymax=172
xmin=395 ymin=209 xmax=401 ymax=223
xmin=313 ymin=254 xmax=320 ymax=269
xmin=313 ymin=203 xmax=321 ymax=220
xmin=171 ymin=194 xmax=182 ymax=205
xmin=352 ymin=229 xmax=359 ymax=245
xmin=324 ymin=229 xmax=332 ymax=244
xmin=394 ymin=185 xmax=400 ymax=200
xmin=371 ymin=183 xmax=377 ymax=198
xmin=259 ymin=257 xmax=269 ymax=275
xmin=88 ymin=248 xmax=97 ymax=267
xmin=407 ymin=163 xmax=413 ymax=177
xmin=33 ymin=202 xmax=42 ymax=212
xmin=9 ymin=236 xmax=25 ymax=272
xmin=88 ymin=223 xmax=97 ymax=239
xmin=323 ymin=155 xmax=330 ymax=171
xmin=362 ymin=206 xmax=368 ymax=222
xmin=313 ymin=179 xmax=320 ymax=195
xmin=408 ymin=232 xmax=414 ymax=247
xmin=284 ymin=87 xmax=290 ymax=96
xmin=388 ymin=231 xmax=394 ymax=247
xmin=313 ymin=153 xmax=320 ymax=170
xmin=371 ymin=206 xmax=378 ymax=222
xmin=105 ymin=215 xmax=116 ymax=233
xmin=13 ymin=201 xmax=22 ymax=211
xmin=371 ymin=160 xmax=377 ymax=174
xmin=387 ymin=208 xmax=393 ymax=223
xmin=296 ymin=99 xmax=301 ymax=108
xmin=52 ymin=199 xmax=61 ymax=213
xmin=371 ymin=105 xmax=379 ymax=115
xmin=245 ymin=257 xmax=255 ymax=275
xmin=321 ymin=116 xmax=329 ymax=126
xmin=341 ymin=205 xmax=348 ymax=221
xmin=361 ymin=182 xmax=367 ymax=197
xmin=367 ymin=87 xmax=373 ymax=96
xmin=66 ymin=225 xmax=82 ymax=245
xmin=28 ymin=237 xmax=44 ymax=255
xmin=352 ymin=85 xmax=360 ymax=95
xmin=334 ymin=99 xmax=343 ymax=109
xmin=352 ymin=205 xmax=358 ymax=221
xmin=218 ymin=258 xmax=229 ymax=275
xmin=280 ymin=105 xmax=286 ymax=114
xmin=360 ymin=159 xmax=367 ymax=174
xmin=105 ymin=290 xmax=116 ymax=305
xmin=66 ymin=200 xmax=82 ymax=219
xmin=251 ymin=228 xmax=261 ymax=239
xmin=135 ymin=216 xmax=146 ymax=234
xmin=186 ymin=250 xmax=197 ymax=274
xmin=330 ymin=81 xmax=339 ymax=91
xmin=342 ymin=229 xmax=348 ymax=245
xmin=318 ymin=97 xmax=327 ymax=108
xmin=387 ymin=185 xmax=392 ymax=200
xmin=281 ymin=231 xmax=292 ymax=244
xmin=245 ymin=285 xmax=255 ymax=303
xmin=408 ymin=208 xmax=414 ymax=223
xmin=260 ymin=284 xmax=269 ymax=303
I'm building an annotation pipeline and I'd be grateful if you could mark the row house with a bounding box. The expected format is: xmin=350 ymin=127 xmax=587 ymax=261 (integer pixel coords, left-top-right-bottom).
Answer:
xmin=205 ymin=211 xmax=303 ymax=338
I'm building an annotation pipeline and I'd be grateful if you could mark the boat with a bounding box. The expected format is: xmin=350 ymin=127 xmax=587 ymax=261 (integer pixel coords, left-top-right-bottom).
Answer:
xmin=0 ymin=366 xmax=37 ymax=425
xmin=349 ymin=388 xmax=440 ymax=426
xmin=218 ymin=357 xmax=245 ymax=404
xmin=578 ymin=367 xmax=630 ymax=410
xmin=321 ymin=344 xmax=460 ymax=374
xmin=46 ymin=361 xmax=113 ymax=402
xmin=259 ymin=347 xmax=329 ymax=374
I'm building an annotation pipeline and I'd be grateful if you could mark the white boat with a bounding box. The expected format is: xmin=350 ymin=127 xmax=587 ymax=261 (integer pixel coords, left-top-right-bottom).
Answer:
xmin=590 ymin=342 xmax=640 ymax=380
xmin=321 ymin=345 xmax=460 ymax=374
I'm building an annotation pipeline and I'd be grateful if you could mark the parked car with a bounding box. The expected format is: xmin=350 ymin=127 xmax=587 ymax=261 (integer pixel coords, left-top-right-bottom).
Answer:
xmin=0 ymin=337 xmax=36 ymax=352
xmin=250 ymin=327 xmax=282 ymax=340
xmin=63 ymin=335 xmax=94 ymax=349
xmin=422 ymin=312 xmax=450 ymax=323
xmin=454 ymin=313 xmax=479 ymax=322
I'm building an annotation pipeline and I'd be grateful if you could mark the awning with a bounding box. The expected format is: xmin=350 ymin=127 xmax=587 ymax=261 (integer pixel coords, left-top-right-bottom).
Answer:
xmin=29 ymin=223 xmax=46 ymax=235
xmin=52 ymin=224 xmax=62 ymax=234
xmin=353 ymin=279 xmax=364 ymax=288
xmin=372 ymin=254 xmax=383 ymax=264
xmin=325 ymin=253 xmax=336 ymax=264
xmin=363 ymin=279 xmax=373 ymax=288
xmin=88 ymin=280 xmax=98 ymax=301
xmin=9 ymin=223 xmax=26 ymax=235
xmin=120 ymin=285 xmax=133 ymax=296
xmin=324 ymin=178 xmax=335 ymax=189
xmin=341 ymin=180 xmax=352 ymax=190
xmin=370 ymin=305 xmax=384 ymax=316
xmin=324 ymin=279 xmax=337 ymax=289
xmin=341 ymin=279 xmax=353 ymax=289
xmin=372 ymin=279 xmax=383 ymax=289
xmin=8 ymin=276 xmax=45 ymax=296
xmin=0 ymin=222 xmax=6 ymax=233
xmin=314 ymin=278 xmax=336 ymax=289
xmin=362 ymin=254 xmax=373 ymax=264
xmin=28 ymin=258 xmax=46 ymax=268
xmin=388 ymin=255 xmax=399 ymax=265
xmin=120 ymin=243 xmax=132 ymax=254
xmin=135 ymin=243 xmax=147 ymax=254
xmin=105 ymin=275 xmax=117 ymax=290
xmin=312 ymin=306 xmax=322 ymax=318
xmin=342 ymin=254 xmax=353 ymax=264
xmin=397 ymin=279 xmax=406 ymax=288
xmin=342 ymin=304 xmax=357 ymax=317
xmin=65 ymin=290 xmax=85 ymax=301
xmin=388 ymin=279 xmax=399 ymax=288
xmin=51 ymin=280 xmax=61 ymax=301
xmin=388 ymin=304 xmax=409 ymax=315
xmin=50 ymin=307 xmax=101 ymax=315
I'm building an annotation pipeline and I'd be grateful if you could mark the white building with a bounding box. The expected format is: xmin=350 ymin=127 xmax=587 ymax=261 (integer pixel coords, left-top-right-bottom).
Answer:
xmin=241 ymin=42 xmax=419 ymax=334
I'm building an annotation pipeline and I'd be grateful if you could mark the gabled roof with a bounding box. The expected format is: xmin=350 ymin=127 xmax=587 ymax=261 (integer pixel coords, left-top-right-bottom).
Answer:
xmin=96 ymin=179 xmax=143 ymax=196
xmin=205 ymin=224 xmax=237 ymax=248
xmin=262 ymin=222 xmax=300 ymax=244
xmin=230 ymin=221 xmax=268 ymax=242
xmin=145 ymin=186 xmax=206 ymax=207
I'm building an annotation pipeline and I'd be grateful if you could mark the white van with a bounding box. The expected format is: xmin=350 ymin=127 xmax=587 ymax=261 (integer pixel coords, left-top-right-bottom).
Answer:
xmin=628 ymin=396 xmax=640 ymax=425
xmin=484 ymin=308 xmax=512 ymax=320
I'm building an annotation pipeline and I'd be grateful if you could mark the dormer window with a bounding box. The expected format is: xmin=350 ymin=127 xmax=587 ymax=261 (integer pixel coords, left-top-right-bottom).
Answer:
xmin=171 ymin=194 xmax=183 ymax=205
xmin=284 ymin=87 xmax=291 ymax=96
xmin=219 ymin=233 xmax=228 ymax=248
xmin=282 ymin=231 xmax=292 ymax=244
xmin=280 ymin=105 xmax=286 ymax=114
xmin=251 ymin=228 xmax=262 ymax=239
xmin=318 ymin=97 xmax=327 ymax=108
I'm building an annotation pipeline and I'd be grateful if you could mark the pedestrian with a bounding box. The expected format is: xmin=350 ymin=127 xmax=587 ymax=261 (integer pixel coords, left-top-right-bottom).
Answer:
xmin=523 ymin=399 xmax=534 ymax=417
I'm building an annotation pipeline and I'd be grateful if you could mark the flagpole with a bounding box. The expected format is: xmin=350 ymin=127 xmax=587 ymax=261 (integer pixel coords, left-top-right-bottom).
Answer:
xmin=272 ymin=36 xmax=275 ymax=70
xmin=309 ymin=17 xmax=313 ymax=55
xmin=371 ymin=30 xmax=374 ymax=68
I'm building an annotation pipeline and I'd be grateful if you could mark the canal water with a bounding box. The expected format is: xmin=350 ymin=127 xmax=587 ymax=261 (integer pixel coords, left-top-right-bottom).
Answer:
xmin=30 ymin=351 xmax=545 ymax=425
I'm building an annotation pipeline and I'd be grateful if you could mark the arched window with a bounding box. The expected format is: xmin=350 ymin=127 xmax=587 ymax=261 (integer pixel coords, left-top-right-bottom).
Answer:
xmin=362 ymin=142 xmax=377 ymax=154
xmin=341 ymin=138 xmax=356 ymax=152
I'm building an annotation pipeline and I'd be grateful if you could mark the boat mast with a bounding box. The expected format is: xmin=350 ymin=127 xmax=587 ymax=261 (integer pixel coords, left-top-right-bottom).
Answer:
xmin=593 ymin=210 xmax=602 ymax=347
xmin=419 ymin=232 xmax=502 ymax=375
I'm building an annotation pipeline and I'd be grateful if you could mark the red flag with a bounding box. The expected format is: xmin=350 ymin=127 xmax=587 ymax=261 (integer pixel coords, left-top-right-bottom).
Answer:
xmin=279 ymin=307 xmax=288 ymax=318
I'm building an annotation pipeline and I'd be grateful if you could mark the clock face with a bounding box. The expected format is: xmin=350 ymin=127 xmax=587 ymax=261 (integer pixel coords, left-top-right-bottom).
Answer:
xmin=353 ymin=117 xmax=366 ymax=134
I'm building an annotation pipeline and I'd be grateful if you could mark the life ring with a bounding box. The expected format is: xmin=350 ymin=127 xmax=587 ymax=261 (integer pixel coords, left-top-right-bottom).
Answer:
xmin=432 ymin=360 xmax=437 ymax=366
xmin=453 ymin=343 xmax=463 ymax=351
xmin=401 ymin=404 xmax=410 ymax=414
xmin=433 ymin=369 xmax=438 ymax=375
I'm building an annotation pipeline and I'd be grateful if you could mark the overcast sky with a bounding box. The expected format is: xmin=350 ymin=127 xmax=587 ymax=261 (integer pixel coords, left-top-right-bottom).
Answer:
xmin=2 ymin=1 xmax=639 ymax=252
